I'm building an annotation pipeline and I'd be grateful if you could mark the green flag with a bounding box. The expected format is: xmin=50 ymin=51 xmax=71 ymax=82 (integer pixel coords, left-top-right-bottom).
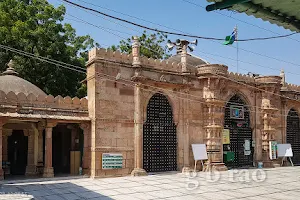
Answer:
xmin=223 ymin=27 xmax=237 ymax=45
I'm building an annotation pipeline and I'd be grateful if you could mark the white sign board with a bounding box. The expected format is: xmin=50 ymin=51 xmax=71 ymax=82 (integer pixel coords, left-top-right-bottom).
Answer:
xmin=192 ymin=144 xmax=208 ymax=161
xmin=277 ymin=144 xmax=293 ymax=157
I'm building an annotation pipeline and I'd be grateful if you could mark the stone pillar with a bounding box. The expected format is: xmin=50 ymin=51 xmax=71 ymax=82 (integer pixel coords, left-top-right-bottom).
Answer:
xmin=204 ymin=98 xmax=227 ymax=171
xmin=255 ymin=76 xmax=281 ymax=167
xmin=43 ymin=121 xmax=56 ymax=178
xmin=182 ymin=89 xmax=191 ymax=173
xmin=68 ymin=125 xmax=78 ymax=151
xmin=80 ymin=123 xmax=91 ymax=175
xmin=181 ymin=41 xmax=188 ymax=74
xmin=90 ymin=119 xmax=96 ymax=178
xmin=132 ymin=36 xmax=141 ymax=67
xmin=2 ymin=129 xmax=12 ymax=162
xmin=26 ymin=128 xmax=38 ymax=175
xmin=261 ymin=99 xmax=278 ymax=167
xmin=37 ymin=128 xmax=44 ymax=164
xmin=0 ymin=119 xmax=7 ymax=180
xmin=131 ymin=84 xmax=147 ymax=176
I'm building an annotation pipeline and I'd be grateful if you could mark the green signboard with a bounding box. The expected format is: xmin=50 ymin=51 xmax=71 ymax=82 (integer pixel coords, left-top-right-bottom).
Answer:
xmin=102 ymin=153 xmax=123 ymax=169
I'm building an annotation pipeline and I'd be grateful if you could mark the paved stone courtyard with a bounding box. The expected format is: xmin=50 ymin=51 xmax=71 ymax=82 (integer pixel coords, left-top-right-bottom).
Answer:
xmin=0 ymin=166 xmax=300 ymax=200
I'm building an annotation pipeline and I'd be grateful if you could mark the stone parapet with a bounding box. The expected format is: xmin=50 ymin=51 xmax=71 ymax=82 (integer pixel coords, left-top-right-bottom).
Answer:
xmin=0 ymin=91 xmax=88 ymax=120
xmin=228 ymin=72 xmax=255 ymax=83
xmin=255 ymin=76 xmax=282 ymax=85
xmin=197 ymin=64 xmax=228 ymax=77
xmin=88 ymin=48 xmax=182 ymax=73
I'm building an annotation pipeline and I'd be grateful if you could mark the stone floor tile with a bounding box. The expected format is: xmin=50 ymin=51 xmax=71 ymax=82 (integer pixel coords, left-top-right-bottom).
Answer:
xmin=112 ymin=187 xmax=137 ymax=194
xmin=130 ymin=185 xmax=162 ymax=193
xmin=93 ymin=189 xmax=121 ymax=196
xmin=158 ymin=183 xmax=182 ymax=189
xmin=44 ymin=194 xmax=65 ymax=200
xmin=60 ymin=193 xmax=81 ymax=200
xmin=200 ymin=191 xmax=237 ymax=200
xmin=165 ymin=194 xmax=209 ymax=200
xmin=128 ymin=192 xmax=157 ymax=200
xmin=147 ymin=190 xmax=184 ymax=198
xmin=111 ymin=194 xmax=141 ymax=200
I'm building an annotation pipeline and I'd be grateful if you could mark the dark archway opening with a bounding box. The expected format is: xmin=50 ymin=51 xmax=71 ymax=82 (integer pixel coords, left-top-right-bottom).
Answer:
xmin=143 ymin=93 xmax=177 ymax=172
xmin=52 ymin=125 xmax=71 ymax=174
xmin=224 ymin=95 xmax=253 ymax=168
xmin=8 ymin=130 xmax=28 ymax=175
xmin=287 ymin=109 xmax=300 ymax=165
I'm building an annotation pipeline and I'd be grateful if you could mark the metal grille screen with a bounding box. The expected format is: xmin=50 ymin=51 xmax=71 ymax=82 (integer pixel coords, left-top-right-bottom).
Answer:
xmin=143 ymin=93 xmax=177 ymax=172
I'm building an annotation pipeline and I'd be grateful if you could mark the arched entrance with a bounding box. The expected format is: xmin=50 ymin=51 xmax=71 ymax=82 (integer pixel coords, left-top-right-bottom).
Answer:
xmin=8 ymin=130 xmax=28 ymax=175
xmin=224 ymin=95 xmax=253 ymax=168
xmin=286 ymin=109 xmax=300 ymax=165
xmin=143 ymin=93 xmax=177 ymax=172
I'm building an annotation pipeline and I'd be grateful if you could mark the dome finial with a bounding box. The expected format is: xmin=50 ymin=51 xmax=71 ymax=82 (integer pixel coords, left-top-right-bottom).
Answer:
xmin=2 ymin=60 xmax=18 ymax=76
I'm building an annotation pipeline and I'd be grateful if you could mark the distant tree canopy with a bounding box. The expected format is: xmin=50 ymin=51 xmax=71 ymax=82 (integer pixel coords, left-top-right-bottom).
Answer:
xmin=109 ymin=31 xmax=171 ymax=60
xmin=0 ymin=0 xmax=99 ymax=97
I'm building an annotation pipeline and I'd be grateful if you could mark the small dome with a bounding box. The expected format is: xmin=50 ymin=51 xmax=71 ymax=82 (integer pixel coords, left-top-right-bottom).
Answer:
xmin=167 ymin=53 xmax=209 ymax=66
xmin=0 ymin=60 xmax=46 ymax=96
xmin=167 ymin=53 xmax=209 ymax=73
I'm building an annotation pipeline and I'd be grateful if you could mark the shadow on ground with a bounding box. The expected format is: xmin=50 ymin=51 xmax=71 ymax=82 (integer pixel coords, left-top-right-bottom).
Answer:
xmin=0 ymin=177 xmax=113 ymax=200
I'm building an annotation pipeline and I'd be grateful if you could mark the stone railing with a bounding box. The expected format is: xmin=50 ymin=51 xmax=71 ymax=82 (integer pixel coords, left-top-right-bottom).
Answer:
xmin=88 ymin=48 xmax=182 ymax=72
xmin=0 ymin=90 xmax=88 ymax=111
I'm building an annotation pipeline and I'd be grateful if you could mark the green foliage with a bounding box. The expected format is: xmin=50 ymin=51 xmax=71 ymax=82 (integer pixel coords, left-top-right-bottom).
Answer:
xmin=110 ymin=31 xmax=171 ymax=59
xmin=0 ymin=0 xmax=99 ymax=97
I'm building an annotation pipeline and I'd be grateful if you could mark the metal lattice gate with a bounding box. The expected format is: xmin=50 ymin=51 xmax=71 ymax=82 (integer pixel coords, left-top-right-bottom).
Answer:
xmin=287 ymin=109 xmax=300 ymax=165
xmin=143 ymin=93 xmax=177 ymax=172
xmin=224 ymin=95 xmax=253 ymax=168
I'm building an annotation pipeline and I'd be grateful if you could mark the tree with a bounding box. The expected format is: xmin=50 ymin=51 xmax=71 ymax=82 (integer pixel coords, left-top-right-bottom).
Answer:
xmin=110 ymin=31 xmax=171 ymax=60
xmin=0 ymin=0 xmax=99 ymax=97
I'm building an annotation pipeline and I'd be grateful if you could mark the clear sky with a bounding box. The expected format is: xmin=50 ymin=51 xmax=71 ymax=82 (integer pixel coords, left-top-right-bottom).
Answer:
xmin=49 ymin=0 xmax=300 ymax=85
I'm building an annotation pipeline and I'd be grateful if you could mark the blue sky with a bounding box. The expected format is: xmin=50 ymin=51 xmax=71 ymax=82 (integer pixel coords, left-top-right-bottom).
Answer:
xmin=49 ymin=0 xmax=300 ymax=84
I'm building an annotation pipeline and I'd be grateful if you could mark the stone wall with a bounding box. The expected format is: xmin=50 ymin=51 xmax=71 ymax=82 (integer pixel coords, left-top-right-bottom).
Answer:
xmin=87 ymin=60 xmax=135 ymax=177
xmin=87 ymin=46 xmax=300 ymax=175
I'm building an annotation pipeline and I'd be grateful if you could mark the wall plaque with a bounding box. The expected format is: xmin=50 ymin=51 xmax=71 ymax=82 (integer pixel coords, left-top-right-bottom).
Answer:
xmin=102 ymin=153 xmax=123 ymax=169
xmin=230 ymin=105 xmax=244 ymax=119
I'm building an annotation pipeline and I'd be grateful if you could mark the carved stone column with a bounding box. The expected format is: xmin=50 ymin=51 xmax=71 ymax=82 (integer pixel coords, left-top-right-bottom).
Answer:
xmin=0 ymin=118 xmax=7 ymax=180
xmin=255 ymin=76 xmax=281 ymax=167
xmin=182 ymin=89 xmax=191 ymax=173
xmin=198 ymin=64 xmax=229 ymax=171
xmin=204 ymin=98 xmax=227 ymax=171
xmin=37 ymin=122 xmax=45 ymax=165
xmin=43 ymin=121 xmax=57 ymax=178
xmin=131 ymin=84 xmax=147 ymax=176
xmin=26 ymin=127 xmax=38 ymax=175
xmin=2 ymin=129 xmax=12 ymax=162
xmin=261 ymin=98 xmax=278 ymax=167
xmin=80 ymin=123 xmax=91 ymax=175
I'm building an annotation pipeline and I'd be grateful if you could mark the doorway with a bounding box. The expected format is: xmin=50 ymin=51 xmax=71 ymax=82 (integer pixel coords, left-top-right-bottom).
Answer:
xmin=224 ymin=95 xmax=253 ymax=168
xmin=286 ymin=109 xmax=300 ymax=165
xmin=52 ymin=125 xmax=71 ymax=174
xmin=143 ymin=93 xmax=177 ymax=172
xmin=8 ymin=130 xmax=28 ymax=175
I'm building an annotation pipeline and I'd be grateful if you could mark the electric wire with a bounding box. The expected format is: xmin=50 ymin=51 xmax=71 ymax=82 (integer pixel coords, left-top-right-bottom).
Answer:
xmin=181 ymin=0 xmax=300 ymax=43
xmin=54 ymin=8 xmax=300 ymax=109
xmin=61 ymin=0 xmax=297 ymax=42
xmin=60 ymin=0 xmax=300 ymax=75
xmin=1 ymin=43 xmax=299 ymax=119
xmin=62 ymin=0 xmax=300 ymax=78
